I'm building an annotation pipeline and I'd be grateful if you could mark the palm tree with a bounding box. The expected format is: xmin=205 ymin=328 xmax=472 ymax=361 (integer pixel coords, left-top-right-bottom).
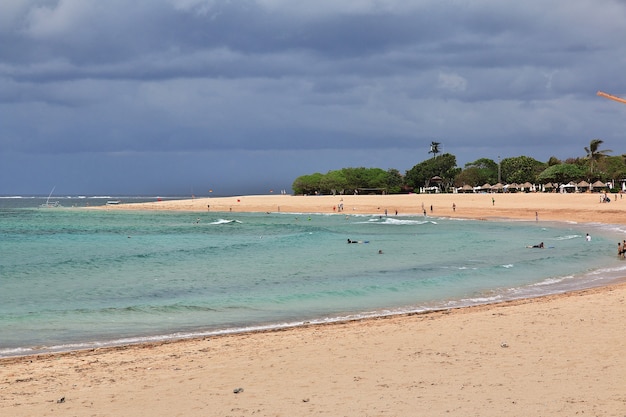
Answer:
xmin=584 ymin=139 xmax=612 ymax=173
xmin=429 ymin=141 xmax=441 ymax=158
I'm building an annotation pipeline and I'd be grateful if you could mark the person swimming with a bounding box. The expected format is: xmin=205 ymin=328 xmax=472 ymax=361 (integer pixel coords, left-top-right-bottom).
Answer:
xmin=347 ymin=239 xmax=368 ymax=244
xmin=527 ymin=242 xmax=544 ymax=248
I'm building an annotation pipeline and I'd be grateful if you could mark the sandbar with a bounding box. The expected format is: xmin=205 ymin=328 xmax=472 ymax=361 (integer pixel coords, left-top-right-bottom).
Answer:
xmin=98 ymin=191 xmax=626 ymax=224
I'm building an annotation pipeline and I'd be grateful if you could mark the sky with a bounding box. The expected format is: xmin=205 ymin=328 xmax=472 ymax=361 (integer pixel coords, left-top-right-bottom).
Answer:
xmin=1 ymin=0 xmax=626 ymax=196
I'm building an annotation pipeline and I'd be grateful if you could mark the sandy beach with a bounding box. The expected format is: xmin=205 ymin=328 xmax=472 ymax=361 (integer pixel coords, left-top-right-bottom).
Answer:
xmin=98 ymin=191 xmax=626 ymax=224
xmin=3 ymin=192 xmax=626 ymax=416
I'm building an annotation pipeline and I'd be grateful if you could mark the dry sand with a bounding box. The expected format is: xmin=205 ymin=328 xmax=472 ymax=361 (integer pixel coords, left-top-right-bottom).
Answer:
xmin=2 ymin=192 xmax=626 ymax=416
xmin=97 ymin=191 xmax=626 ymax=224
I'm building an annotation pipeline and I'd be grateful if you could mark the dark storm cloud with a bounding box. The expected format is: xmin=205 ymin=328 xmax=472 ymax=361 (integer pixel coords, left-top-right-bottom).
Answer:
xmin=1 ymin=0 xmax=626 ymax=195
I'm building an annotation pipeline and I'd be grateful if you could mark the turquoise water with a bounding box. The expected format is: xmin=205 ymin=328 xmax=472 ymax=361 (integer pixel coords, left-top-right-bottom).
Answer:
xmin=1 ymin=198 xmax=625 ymax=357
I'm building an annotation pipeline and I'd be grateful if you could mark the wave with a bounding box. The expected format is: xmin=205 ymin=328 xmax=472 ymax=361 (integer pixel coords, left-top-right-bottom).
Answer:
xmin=209 ymin=219 xmax=243 ymax=225
xmin=360 ymin=217 xmax=436 ymax=225
xmin=553 ymin=234 xmax=581 ymax=241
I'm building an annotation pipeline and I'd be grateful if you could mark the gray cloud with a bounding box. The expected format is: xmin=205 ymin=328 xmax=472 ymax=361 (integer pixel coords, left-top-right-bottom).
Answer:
xmin=1 ymin=0 xmax=625 ymax=195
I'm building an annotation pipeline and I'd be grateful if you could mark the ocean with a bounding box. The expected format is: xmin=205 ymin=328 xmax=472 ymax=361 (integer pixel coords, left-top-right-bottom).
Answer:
xmin=1 ymin=196 xmax=625 ymax=357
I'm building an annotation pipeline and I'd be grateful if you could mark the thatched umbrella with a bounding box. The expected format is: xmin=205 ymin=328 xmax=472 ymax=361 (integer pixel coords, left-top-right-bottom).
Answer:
xmin=491 ymin=183 xmax=504 ymax=192
xmin=505 ymin=183 xmax=518 ymax=193
xmin=576 ymin=181 xmax=589 ymax=193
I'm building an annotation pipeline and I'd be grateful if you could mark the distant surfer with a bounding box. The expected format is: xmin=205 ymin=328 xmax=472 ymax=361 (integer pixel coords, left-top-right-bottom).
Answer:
xmin=347 ymin=239 xmax=368 ymax=244
xmin=527 ymin=242 xmax=544 ymax=248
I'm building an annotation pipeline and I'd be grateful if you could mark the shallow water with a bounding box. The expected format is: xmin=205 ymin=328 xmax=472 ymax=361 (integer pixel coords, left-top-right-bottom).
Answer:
xmin=1 ymin=198 xmax=625 ymax=357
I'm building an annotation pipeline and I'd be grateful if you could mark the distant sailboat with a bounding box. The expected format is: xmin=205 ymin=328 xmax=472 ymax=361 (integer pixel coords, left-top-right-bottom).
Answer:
xmin=40 ymin=186 xmax=61 ymax=208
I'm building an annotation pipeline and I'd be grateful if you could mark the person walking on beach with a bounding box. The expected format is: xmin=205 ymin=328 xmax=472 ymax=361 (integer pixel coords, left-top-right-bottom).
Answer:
xmin=452 ymin=203 xmax=456 ymax=212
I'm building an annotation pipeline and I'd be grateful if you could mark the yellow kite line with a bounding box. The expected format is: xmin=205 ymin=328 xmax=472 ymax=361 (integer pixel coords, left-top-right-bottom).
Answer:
xmin=597 ymin=91 xmax=626 ymax=104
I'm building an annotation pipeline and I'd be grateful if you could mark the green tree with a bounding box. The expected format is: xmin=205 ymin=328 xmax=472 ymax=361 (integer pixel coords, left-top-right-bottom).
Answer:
xmin=296 ymin=167 xmax=400 ymax=195
xmin=320 ymin=170 xmax=348 ymax=194
xmin=340 ymin=167 xmax=361 ymax=191
xmin=536 ymin=164 xmax=586 ymax=184
xmin=601 ymin=155 xmax=626 ymax=184
xmin=500 ymin=156 xmax=546 ymax=184
xmin=547 ymin=156 xmax=561 ymax=166
xmin=356 ymin=167 xmax=387 ymax=190
xmin=385 ymin=168 xmax=404 ymax=194
xmin=292 ymin=173 xmax=324 ymax=195
xmin=455 ymin=158 xmax=498 ymax=187
xmin=405 ymin=153 xmax=458 ymax=192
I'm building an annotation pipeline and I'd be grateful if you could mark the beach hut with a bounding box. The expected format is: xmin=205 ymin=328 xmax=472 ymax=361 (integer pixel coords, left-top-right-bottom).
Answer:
xmin=505 ymin=183 xmax=519 ymax=193
xmin=560 ymin=182 xmax=577 ymax=193
xmin=577 ymin=180 xmax=590 ymax=192
xmin=591 ymin=180 xmax=607 ymax=192
xmin=523 ymin=182 xmax=534 ymax=192
xmin=459 ymin=184 xmax=474 ymax=193
xmin=491 ymin=183 xmax=504 ymax=193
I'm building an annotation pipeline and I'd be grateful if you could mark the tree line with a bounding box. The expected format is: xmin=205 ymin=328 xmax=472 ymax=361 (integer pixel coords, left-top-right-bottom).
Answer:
xmin=292 ymin=139 xmax=626 ymax=195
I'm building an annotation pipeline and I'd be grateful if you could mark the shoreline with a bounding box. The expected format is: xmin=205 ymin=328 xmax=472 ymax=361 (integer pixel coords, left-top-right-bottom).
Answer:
xmin=1 ymin=281 xmax=624 ymax=364
xmin=3 ymin=270 xmax=624 ymax=361
xmin=4 ymin=192 xmax=626 ymax=416
xmin=3 ymin=283 xmax=625 ymax=416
